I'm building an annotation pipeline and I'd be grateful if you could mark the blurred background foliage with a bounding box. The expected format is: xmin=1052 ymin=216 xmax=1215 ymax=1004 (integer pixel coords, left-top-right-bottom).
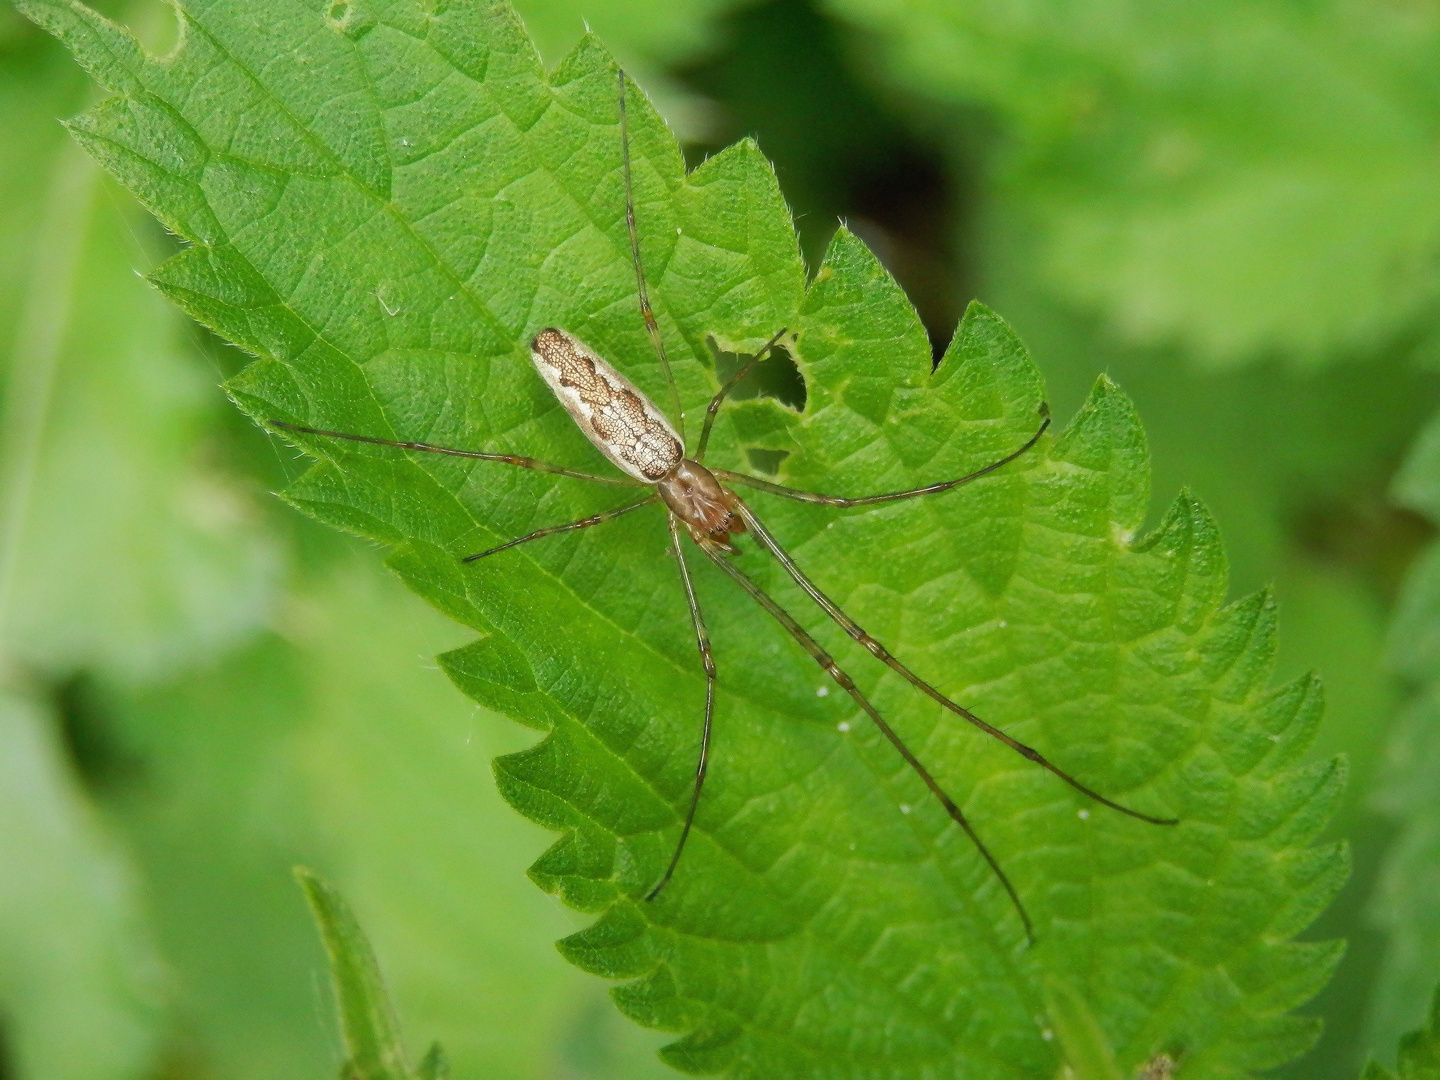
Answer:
xmin=1 ymin=0 xmax=1438 ymax=1077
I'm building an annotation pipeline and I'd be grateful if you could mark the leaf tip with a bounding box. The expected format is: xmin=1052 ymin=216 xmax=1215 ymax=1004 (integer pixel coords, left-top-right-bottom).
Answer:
xmin=556 ymin=903 xmax=654 ymax=978
xmin=658 ymin=1021 xmax=744 ymax=1074
xmin=16 ymin=0 xmax=155 ymax=92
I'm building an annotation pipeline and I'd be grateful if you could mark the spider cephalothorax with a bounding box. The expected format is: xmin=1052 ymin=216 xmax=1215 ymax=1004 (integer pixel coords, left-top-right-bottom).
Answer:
xmin=658 ymin=459 xmax=746 ymax=553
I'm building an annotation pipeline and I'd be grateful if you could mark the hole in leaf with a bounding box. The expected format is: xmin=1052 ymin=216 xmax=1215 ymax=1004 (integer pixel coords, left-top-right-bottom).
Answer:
xmin=745 ymin=448 xmax=789 ymax=475
xmin=711 ymin=340 xmax=806 ymax=412
xmin=677 ymin=0 xmax=963 ymax=361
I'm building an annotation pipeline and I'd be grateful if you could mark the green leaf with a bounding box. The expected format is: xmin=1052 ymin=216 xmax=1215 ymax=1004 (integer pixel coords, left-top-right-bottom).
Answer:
xmin=1360 ymin=982 xmax=1440 ymax=1080
xmin=821 ymin=0 xmax=1440 ymax=367
xmin=979 ymin=234 xmax=1425 ymax=1079
xmin=93 ymin=629 xmax=338 ymax=1080
xmin=289 ymin=551 xmax=676 ymax=1079
xmin=95 ymin=548 xmax=672 ymax=1080
xmin=1043 ymin=976 xmax=1123 ymax=1080
xmin=0 ymin=18 xmax=279 ymax=682
xmin=0 ymin=688 xmax=164 ymax=1080
xmin=1368 ymin=406 xmax=1440 ymax=1057
xmin=0 ymin=23 xmax=266 ymax=1080
xmin=297 ymin=866 xmax=417 ymax=1080
xmin=1368 ymin=636 xmax=1440 ymax=1053
xmin=23 ymin=1 xmax=1346 ymax=1075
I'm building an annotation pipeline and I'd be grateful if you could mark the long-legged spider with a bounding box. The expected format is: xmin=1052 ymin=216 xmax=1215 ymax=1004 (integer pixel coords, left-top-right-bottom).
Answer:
xmin=270 ymin=70 xmax=1176 ymax=941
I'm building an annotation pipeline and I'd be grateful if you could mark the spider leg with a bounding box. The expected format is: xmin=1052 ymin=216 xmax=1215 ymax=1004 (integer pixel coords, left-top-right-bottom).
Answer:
xmin=712 ymin=414 xmax=1050 ymax=506
xmin=645 ymin=515 xmax=718 ymax=901
xmin=268 ymin=420 xmax=644 ymax=487
xmin=694 ymin=326 xmax=788 ymax=463
xmin=698 ymin=540 xmax=1034 ymax=943
xmin=618 ymin=69 xmax=685 ymax=442
xmin=734 ymin=500 xmax=1179 ymax=827
xmin=461 ymin=496 xmax=658 ymax=562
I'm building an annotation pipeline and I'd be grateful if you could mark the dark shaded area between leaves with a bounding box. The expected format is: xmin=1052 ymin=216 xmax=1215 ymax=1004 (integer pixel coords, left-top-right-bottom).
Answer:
xmin=677 ymin=0 xmax=972 ymax=361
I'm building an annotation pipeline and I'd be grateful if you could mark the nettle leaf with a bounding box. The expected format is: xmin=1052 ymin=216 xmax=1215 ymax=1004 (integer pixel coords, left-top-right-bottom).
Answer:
xmin=298 ymin=868 xmax=413 ymax=1080
xmin=22 ymin=0 xmax=1345 ymax=1074
xmin=1044 ymin=976 xmax=1123 ymax=1080
xmin=0 ymin=26 xmax=279 ymax=681
xmin=1368 ymin=410 xmax=1440 ymax=1056
xmin=1361 ymin=982 xmax=1440 ymax=1080
xmin=0 ymin=688 xmax=165 ymax=1080
xmin=297 ymin=867 xmax=450 ymax=1080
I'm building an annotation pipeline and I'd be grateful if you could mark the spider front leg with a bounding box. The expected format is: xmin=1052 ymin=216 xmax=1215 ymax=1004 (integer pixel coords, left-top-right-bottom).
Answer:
xmin=461 ymin=496 xmax=658 ymax=562
xmin=268 ymin=420 xmax=646 ymax=487
xmin=712 ymin=411 xmax=1051 ymax=508
xmin=645 ymin=514 xmax=719 ymax=901
xmin=693 ymin=327 xmax=789 ymax=463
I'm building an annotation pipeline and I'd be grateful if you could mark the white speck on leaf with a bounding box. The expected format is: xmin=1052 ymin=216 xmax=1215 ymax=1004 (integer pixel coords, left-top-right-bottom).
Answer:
xmin=1078 ymin=809 xmax=1090 ymax=819
xmin=837 ymin=721 xmax=850 ymax=732
xmin=817 ymin=686 xmax=829 ymax=697
xmin=899 ymin=804 xmax=911 ymax=814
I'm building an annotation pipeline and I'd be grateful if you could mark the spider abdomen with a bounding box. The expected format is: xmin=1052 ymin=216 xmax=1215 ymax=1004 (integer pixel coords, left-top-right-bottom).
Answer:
xmin=530 ymin=328 xmax=683 ymax=483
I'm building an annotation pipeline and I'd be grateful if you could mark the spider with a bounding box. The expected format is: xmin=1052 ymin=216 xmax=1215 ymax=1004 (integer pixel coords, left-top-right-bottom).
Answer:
xmin=270 ymin=69 xmax=1176 ymax=941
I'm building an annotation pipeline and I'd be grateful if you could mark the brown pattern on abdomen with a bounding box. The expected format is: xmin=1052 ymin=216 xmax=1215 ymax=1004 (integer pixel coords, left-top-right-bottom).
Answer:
xmin=531 ymin=328 xmax=682 ymax=481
